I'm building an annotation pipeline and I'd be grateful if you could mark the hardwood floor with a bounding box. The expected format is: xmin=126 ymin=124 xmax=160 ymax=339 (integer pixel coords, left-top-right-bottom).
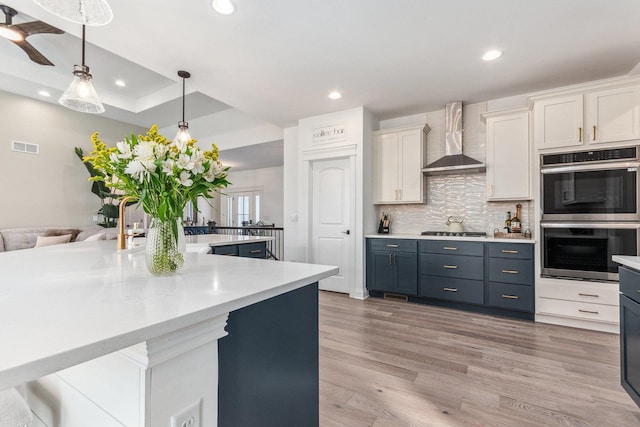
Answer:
xmin=318 ymin=291 xmax=640 ymax=427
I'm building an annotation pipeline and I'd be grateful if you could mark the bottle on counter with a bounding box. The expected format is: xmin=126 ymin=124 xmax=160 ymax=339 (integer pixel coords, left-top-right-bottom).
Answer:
xmin=504 ymin=211 xmax=512 ymax=233
xmin=511 ymin=204 xmax=522 ymax=233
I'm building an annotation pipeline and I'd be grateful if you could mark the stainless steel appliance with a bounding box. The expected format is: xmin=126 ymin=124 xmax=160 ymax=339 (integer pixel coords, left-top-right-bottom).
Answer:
xmin=540 ymin=147 xmax=640 ymax=221
xmin=541 ymin=222 xmax=640 ymax=282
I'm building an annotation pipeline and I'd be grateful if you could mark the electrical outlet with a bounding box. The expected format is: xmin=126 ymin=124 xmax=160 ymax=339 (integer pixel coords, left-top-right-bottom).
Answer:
xmin=93 ymin=215 xmax=99 ymax=222
xmin=171 ymin=400 xmax=201 ymax=427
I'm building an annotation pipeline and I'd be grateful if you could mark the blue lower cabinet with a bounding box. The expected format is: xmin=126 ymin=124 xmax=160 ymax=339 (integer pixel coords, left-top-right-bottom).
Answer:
xmin=420 ymin=254 xmax=484 ymax=281
xmin=212 ymin=245 xmax=238 ymax=256
xmin=488 ymin=282 xmax=533 ymax=312
xmin=238 ymin=242 xmax=267 ymax=258
xmin=419 ymin=276 xmax=484 ymax=304
xmin=366 ymin=239 xmax=417 ymax=295
xmin=619 ymin=267 xmax=640 ymax=408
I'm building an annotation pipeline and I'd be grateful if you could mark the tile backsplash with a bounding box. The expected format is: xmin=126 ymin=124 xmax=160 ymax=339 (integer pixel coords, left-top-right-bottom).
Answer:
xmin=376 ymin=102 xmax=533 ymax=236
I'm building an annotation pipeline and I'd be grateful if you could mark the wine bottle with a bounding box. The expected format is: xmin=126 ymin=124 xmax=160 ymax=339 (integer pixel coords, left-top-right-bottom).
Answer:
xmin=511 ymin=204 xmax=522 ymax=233
xmin=504 ymin=211 xmax=512 ymax=233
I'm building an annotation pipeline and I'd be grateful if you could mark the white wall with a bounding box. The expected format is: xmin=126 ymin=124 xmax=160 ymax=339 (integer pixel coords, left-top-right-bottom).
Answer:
xmin=0 ymin=90 xmax=147 ymax=229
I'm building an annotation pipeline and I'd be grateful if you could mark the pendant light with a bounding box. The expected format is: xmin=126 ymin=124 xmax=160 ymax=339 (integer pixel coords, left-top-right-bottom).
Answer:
xmin=59 ymin=25 xmax=104 ymax=113
xmin=33 ymin=0 xmax=113 ymax=26
xmin=174 ymin=70 xmax=192 ymax=144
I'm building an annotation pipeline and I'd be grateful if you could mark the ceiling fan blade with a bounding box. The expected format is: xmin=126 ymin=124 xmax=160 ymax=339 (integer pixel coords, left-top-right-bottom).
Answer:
xmin=12 ymin=21 xmax=64 ymax=37
xmin=12 ymin=39 xmax=54 ymax=66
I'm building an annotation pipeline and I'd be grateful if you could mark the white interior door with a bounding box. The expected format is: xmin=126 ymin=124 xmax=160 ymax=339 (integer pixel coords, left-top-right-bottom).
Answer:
xmin=311 ymin=157 xmax=353 ymax=293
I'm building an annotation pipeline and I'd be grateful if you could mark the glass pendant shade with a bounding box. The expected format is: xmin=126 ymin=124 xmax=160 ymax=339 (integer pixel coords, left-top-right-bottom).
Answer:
xmin=59 ymin=64 xmax=105 ymax=113
xmin=33 ymin=0 xmax=113 ymax=26
xmin=174 ymin=121 xmax=192 ymax=145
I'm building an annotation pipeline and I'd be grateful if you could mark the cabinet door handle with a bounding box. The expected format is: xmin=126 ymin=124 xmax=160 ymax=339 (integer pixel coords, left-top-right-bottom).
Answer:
xmin=578 ymin=293 xmax=599 ymax=298
xmin=593 ymin=125 xmax=597 ymax=141
xmin=443 ymin=246 xmax=458 ymax=251
xmin=389 ymin=253 xmax=393 ymax=265
xmin=223 ymin=253 xmax=237 ymax=256
xmin=249 ymin=249 xmax=262 ymax=254
xmin=579 ymin=309 xmax=599 ymax=314
xmin=399 ymin=189 xmax=402 ymax=200
xmin=578 ymin=127 xmax=582 ymax=142
xmin=502 ymin=269 xmax=519 ymax=274
xmin=386 ymin=244 xmax=399 ymax=248
xmin=501 ymin=249 xmax=518 ymax=254
xmin=489 ymin=184 xmax=494 ymax=197
xmin=502 ymin=294 xmax=519 ymax=299
xmin=443 ymin=287 xmax=458 ymax=292
xmin=443 ymin=265 xmax=458 ymax=269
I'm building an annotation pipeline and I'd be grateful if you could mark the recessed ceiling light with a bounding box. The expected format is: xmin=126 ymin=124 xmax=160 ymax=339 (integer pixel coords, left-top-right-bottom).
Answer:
xmin=38 ymin=90 xmax=50 ymax=97
xmin=115 ymin=79 xmax=126 ymax=87
xmin=328 ymin=91 xmax=342 ymax=100
xmin=212 ymin=0 xmax=236 ymax=15
xmin=482 ymin=50 xmax=503 ymax=61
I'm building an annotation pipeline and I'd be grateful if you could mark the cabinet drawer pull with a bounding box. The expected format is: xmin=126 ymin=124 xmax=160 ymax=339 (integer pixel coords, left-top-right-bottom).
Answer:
xmin=501 ymin=249 xmax=518 ymax=254
xmin=578 ymin=127 xmax=582 ymax=142
xmin=443 ymin=246 xmax=458 ymax=251
xmin=386 ymin=244 xmax=399 ymax=248
xmin=578 ymin=293 xmax=599 ymax=298
xmin=223 ymin=253 xmax=236 ymax=256
xmin=593 ymin=125 xmax=597 ymax=141
xmin=502 ymin=294 xmax=519 ymax=300
xmin=443 ymin=265 xmax=458 ymax=269
xmin=249 ymin=249 xmax=262 ymax=254
xmin=443 ymin=287 xmax=458 ymax=292
xmin=502 ymin=269 xmax=518 ymax=274
xmin=579 ymin=309 xmax=599 ymax=314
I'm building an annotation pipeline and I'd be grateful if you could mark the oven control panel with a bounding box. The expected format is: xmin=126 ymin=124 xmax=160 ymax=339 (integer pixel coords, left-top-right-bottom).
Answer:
xmin=542 ymin=147 xmax=637 ymax=166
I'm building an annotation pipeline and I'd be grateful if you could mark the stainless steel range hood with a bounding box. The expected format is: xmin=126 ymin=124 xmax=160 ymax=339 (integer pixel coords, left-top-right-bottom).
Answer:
xmin=422 ymin=101 xmax=485 ymax=175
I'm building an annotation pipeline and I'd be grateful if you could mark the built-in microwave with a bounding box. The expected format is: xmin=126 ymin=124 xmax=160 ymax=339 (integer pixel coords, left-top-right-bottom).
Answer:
xmin=541 ymin=222 xmax=640 ymax=282
xmin=541 ymin=147 xmax=640 ymax=221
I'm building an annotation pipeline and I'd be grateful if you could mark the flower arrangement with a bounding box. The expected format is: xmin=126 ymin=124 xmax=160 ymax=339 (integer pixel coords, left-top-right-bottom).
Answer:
xmin=83 ymin=124 xmax=230 ymax=275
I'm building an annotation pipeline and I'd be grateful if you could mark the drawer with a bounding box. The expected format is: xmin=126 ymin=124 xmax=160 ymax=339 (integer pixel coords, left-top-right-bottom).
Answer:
xmin=488 ymin=243 xmax=533 ymax=260
xmin=369 ymin=238 xmax=417 ymax=253
xmin=537 ymin=297 xmax=619 ymax=324
xmin=536 ymin=280 xmax=619 ymax=305
xmin=420 ymin=254 xmax=484 ymax=280
xmin=488 ymin=282 xmax=534 ymax=312
xmin=488 ymin=258 xmax=533 ymax=286
xmin=239 ymin=242 xmax=267 ymax=258
xmin=212 ymin=245 xmax=238 ymax=256
xmin=419 ymin=240 xmax=484 ymax=256
xmin=419 ymin=275 xmax=484 ymax=304
xmin=620 ymin=267 xmax=640 ymax=304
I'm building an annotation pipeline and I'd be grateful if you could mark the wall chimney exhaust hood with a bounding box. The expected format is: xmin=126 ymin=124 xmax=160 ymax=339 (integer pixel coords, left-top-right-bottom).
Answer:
xmin=422 ymin=101 xmax=485 ymax=175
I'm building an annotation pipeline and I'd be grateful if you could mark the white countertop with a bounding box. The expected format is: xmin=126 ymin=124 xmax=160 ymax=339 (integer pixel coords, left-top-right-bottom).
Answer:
xmin=0 ymin=241 xmax=337 ymax=390
xmin=613 ymin=255 xmax=640 ymax=271
xmin=184 ymin=234 xmax=274 ymax=253
xmin=365 ymin=233 xmax=535 ymax=244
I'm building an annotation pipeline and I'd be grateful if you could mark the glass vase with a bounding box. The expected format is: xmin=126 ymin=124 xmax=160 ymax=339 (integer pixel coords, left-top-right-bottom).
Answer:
xmin=145 ymin=217 xmax=186 ymax=276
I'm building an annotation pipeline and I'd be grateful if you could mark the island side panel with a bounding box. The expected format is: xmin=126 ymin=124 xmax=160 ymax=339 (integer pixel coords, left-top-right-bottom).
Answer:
xmin=218 ymin=282 xmax=319 ymax=427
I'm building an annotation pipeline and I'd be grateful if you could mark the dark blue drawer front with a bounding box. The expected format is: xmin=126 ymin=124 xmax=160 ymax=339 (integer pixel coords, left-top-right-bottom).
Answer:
xmin=419 ymin=240 xmax=484 ymax=256
xmin=420 ymin=253 xmax=484 ymax=280
xmin=369 ymin=238 xmax=417 ymax=253
xmin=213 ymin=245 xmax=238 ymax=256
xmin=419 ymin=275 xmax=484 ymax=304
xmin=488 ymin=258 xmax=533 ymax=286
xmin=620 ymin=267 xmax=640 ymax=304
xmin=488 ymin=243 xmax=533 ymax=260
xmin=239 ymin=242 xmax=267 ymax=258
xmin=488 ymin=282 xmax=534 ymax=312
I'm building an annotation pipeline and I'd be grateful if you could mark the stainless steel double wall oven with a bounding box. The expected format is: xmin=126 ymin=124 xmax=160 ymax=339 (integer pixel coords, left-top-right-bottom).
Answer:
xmin=540 ymin=147 xmax=640 ymax=281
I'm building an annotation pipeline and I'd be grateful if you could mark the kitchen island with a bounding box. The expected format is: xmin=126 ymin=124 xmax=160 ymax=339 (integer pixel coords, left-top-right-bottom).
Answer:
xmin=0 ymin=240 xmax=337 ymax=426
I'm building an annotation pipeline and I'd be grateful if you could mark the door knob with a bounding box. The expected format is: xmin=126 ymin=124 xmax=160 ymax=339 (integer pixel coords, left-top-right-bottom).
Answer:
xmin=341 ymin=230 xmax=350 ymax=235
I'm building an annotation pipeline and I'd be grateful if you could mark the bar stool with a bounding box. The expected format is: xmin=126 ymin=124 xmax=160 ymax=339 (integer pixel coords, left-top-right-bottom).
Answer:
xmin=0 ymin=388 xmax=32 ymax=427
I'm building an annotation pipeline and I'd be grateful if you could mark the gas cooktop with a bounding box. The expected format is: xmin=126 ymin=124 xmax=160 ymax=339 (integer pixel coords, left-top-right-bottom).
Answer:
xmin=421 ymin=231 xmax=487 ymax=238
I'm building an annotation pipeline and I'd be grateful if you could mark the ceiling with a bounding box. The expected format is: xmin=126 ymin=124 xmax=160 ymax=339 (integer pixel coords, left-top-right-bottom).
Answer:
xmin=2 ymin=1 xmax=640 ymax=168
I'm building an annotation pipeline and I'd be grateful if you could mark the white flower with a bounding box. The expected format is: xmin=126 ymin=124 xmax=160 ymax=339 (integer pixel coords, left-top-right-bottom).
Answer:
xmin=109 ymin=152 xmax=119 ymax=163
xmin=134 ymin=140 xmax=156 ymax=161
xmin=116 ymin=141 xmax=132 ymax=159
xmin=141 ymin=159 xmax=157 ymax=174
xmin=192 ymin=159 xmax=205 ymax=174
xmin=179 ymin=171 xmax=193 ymax=187
xmin=154 ymin=143 xmax=168 ymax=158
xmin=203 ymin=168 xmax=216 ymax=182
xmin=162 ymin=159 xmax=175 ymax=175
xmin=171 ymin=138 xmax=188 ymax=153
xmin=124 ymin=160 xmax=146 ymax=180
xmin=176 ymin=153 xmax=194 ymax=170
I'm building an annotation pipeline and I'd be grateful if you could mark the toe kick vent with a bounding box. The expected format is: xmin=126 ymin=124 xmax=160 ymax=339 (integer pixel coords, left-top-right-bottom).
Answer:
xmin=384 ymin=293 xmax=408 ymax=302
xmin=12 ymin=140 xmax=39 ymax=155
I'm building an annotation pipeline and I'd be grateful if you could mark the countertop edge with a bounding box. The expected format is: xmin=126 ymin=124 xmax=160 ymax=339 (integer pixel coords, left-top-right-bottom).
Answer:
xmin=365 ymin=234 xmax=536 ymax=244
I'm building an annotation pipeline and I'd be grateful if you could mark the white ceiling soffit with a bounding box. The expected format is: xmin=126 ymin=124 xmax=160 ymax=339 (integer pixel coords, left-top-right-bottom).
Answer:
xmin=220 ymin=140 xmax=284 ymax=172
xmin=2 ymin=0 xmax=640 ymax=129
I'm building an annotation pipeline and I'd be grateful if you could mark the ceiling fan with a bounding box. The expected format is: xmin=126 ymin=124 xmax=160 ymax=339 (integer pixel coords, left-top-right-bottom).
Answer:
xmin=0 ymin=4 xmax=64 ymax=66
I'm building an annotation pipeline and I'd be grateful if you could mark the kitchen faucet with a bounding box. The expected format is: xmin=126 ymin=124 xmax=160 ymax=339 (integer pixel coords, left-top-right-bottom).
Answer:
xmin=117 ymin=196 xmax=137 ymax=250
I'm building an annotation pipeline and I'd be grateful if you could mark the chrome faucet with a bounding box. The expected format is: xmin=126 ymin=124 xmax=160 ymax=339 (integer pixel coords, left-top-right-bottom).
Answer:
xmin=117 ymin=196 xmax=137 ymax=250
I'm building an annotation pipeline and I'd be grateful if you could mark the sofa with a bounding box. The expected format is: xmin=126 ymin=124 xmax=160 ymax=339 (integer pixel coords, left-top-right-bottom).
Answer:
xmin=0 ymin=227 xmax=119 ymax=252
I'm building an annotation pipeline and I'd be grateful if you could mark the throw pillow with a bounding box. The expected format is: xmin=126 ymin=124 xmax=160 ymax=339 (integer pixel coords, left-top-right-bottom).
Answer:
xmin=44 ymin=228 xmax=81 ymax=242
xmin=84 ymin=231 xmax=106 ymax=241
xmin=35 ymin=234 xmax=72 ymax=247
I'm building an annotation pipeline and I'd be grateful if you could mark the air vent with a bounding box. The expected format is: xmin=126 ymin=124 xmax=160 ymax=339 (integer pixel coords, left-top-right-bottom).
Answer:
xmin=11 ymin=140 xmax=39 ymax=155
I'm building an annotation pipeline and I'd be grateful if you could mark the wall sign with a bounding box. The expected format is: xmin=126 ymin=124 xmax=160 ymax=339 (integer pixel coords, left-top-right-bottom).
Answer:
xmin=312 ymin=122 xmax=347 ymax=144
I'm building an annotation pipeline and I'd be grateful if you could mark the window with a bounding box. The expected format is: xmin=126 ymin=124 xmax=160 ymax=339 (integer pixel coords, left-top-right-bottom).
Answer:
xmin=222 ymin=188 xmax=263 ymax=226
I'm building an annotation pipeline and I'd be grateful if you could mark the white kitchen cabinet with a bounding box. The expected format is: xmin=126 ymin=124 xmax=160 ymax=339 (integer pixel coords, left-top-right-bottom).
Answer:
xmin=533 ymin=85 xmax=640 ymax=149
xmin=483 ymin=108 xmax=531 ymax=201
xmin=373 ymin=124 xmax=429 ymax=204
